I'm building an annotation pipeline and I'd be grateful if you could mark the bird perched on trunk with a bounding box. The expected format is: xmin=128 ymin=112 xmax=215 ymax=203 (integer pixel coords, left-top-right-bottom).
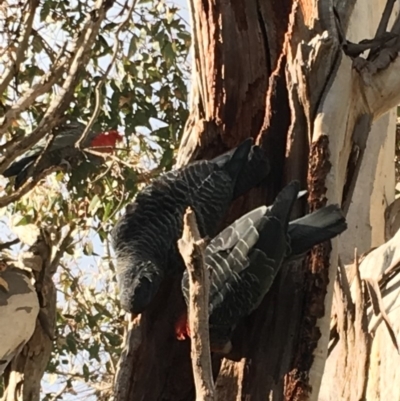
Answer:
xmin=176 ymin=180 xmax=347 ymax=353
xmin=2 ymin=121 xmax=122 ymax=189
xmin=112 ymin=138 xmax=270 ymax=315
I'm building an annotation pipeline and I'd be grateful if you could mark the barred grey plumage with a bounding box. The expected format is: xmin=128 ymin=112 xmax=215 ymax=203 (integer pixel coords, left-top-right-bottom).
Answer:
xmin=112 ymin=138 xmax=270 ymax=315
xmin=179 ymin=180 xmax=347 ymax=352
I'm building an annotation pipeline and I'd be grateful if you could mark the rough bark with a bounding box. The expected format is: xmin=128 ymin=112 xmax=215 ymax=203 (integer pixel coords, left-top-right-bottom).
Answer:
xmin=115 ymin=0 xmax=400 ymax=399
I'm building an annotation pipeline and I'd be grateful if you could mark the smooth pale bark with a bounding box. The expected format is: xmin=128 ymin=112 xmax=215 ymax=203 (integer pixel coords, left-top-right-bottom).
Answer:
xmin=338 ymin=0 xmax=398 ymax=262
xmin=0 ymin=269 xmax=39 ymax=375
xmin=315 ymin=1 xmax=398 ymax=399
xmin=1 ymin=228 xmax=56 ymax=401
xmin=339 ymin=110 xmax=396 ymax=262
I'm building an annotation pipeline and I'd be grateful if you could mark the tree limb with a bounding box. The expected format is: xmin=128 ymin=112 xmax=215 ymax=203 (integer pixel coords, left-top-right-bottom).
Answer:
xmin=0 ymin=0 xmax=39 ymax=95
xmin=363 ymin=55 xmax=400 ymax=119
xmin=0 ymin=0 xmax=115 ymax=176
xmin=0 ymin=238 xmax=20 ymax=251
xmin=0 ymin=44 xmax=69 ymax=137
xmin=31 ymin=29 xmax=58 ymax=64
xmin=49 ymin=224 xmax=75 ymax=275
xmin=76 ymin=0 xmax=137 ymax=149
xmin=177 ymin=207 xmax=214 ymax=401
xmin=367 ymin=0 xmax=397 ymax=59
xmin=2 ymin=229 xmax=55 ymax=401
xmin=0 ymin=166 xmax=61 ymax=209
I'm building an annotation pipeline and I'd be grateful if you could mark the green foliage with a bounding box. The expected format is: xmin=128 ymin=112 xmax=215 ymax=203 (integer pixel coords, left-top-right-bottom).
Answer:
xmin=0 ymin=0 xmax=190 ymax=398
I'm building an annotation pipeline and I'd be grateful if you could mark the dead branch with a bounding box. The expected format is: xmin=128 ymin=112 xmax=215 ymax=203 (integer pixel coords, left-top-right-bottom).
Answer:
xmin=0 ymin=0 xmax=39 ymax=95
xmin=177 ymin=207 xmax=215 ymax=401
xmin=330 ymin=227 xmax=400 ymax=359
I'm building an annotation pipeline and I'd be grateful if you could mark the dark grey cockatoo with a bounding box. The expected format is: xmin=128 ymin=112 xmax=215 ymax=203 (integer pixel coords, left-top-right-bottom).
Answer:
xmin=2 ymin=121 xmax=122 ymax=189
xmin=112 ymin=138 xmax=270 ymax=315
xmin=176 ymin=180 xmax=348 ymax=353
xmin=0 ymin=263 xmax=39 ymax=375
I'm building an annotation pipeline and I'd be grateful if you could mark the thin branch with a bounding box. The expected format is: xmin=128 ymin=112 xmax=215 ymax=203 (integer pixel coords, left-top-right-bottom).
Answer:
xmin=49 ymin=224 xmax=75 ymax=275
xmin=0 ymin=165 xmax=62 ymax=208
xmin=83 ymin=147 xmax=155 ymax=175
xmin=343 ymin=33 xmax=397 ymax=58
xmin=0 ymin=238 xmax=20 ymax=250
xmin=76 ymin=0 xmax=138 ymax=148
xmin=367 ymin=0 xmax=397 ymax=60
xmin=59 ymin=265 xmax=93 ymax=311
xmin=49 ymin=382 xmax=68 ymax=401
xmin=31 ymin=28 xmax=58 ymax=63
xmin=53 ymin=369 xmax=112 ymax=391
xmin=177 ymin=207 xmax=215 ymax=401
xmin=0 ymin=43 xmax=69 ymax=137
xmin=0 ymin=0 xmax=39 ymax=95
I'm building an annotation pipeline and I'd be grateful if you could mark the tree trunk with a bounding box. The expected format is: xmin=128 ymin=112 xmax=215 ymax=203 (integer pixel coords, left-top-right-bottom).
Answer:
xmin=1 ymin=228 xmax=57 ymax=401
xmin=338 ymin=110 xmax=396 ymax=263
xmin=320 ymin=224 xmax=400 ymax=401
xmin=114 ymin=0 xmax=400 ymax=399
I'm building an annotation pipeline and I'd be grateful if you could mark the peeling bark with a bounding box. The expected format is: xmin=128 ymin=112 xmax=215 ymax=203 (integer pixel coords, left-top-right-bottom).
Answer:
xmin=322 ymin=227 xmax=400 ymax=400
xmin=115 ymin=0 xmax=400 ymax=399
xmin=284 ymin=136 xmax=333 ymax=400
